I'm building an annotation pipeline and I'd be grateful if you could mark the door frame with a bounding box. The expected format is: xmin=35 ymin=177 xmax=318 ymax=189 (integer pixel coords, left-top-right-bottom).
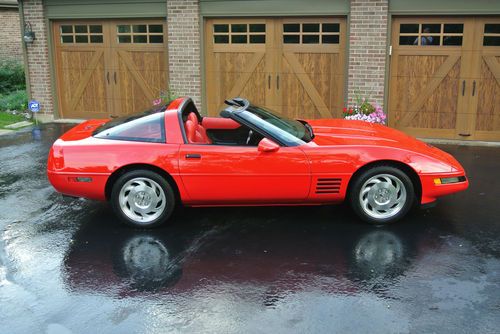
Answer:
xmin=388 ymin=16 xmax=500 ymax=141
xmin=51 ymin=18 xmax=169 ymax=119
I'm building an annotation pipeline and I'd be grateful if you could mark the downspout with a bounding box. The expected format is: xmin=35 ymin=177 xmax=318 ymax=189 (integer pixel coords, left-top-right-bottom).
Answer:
xmin=18 ymin=0 xmax=32 ymax=100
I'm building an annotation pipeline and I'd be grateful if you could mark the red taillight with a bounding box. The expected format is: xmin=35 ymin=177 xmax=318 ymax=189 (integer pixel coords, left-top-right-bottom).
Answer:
xmin=52 ymin=145 xmax=64 ymax=169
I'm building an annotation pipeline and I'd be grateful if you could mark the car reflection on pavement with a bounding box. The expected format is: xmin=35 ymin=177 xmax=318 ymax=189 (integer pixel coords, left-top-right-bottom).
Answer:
xmin=64 ymin=205 xmax=442 ymax=297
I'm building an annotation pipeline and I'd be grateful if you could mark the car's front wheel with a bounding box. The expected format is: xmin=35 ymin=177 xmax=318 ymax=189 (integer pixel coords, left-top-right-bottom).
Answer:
xmin=349 ymin=166 xmax=415 ymax=225
xmin=111 ymin=170 xmax=175 ymax=228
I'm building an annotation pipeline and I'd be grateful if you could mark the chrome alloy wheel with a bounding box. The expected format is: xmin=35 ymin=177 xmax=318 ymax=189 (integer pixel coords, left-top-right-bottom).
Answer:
xmin=119 ymin=177 xmax=166 ymax=224
xmin=359 ymin=173 xmax=407 ymax=220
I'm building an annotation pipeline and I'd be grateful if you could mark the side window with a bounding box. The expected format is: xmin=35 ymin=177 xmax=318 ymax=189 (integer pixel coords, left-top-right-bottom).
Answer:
xmin=60 ymin=24 xmax=104 ymax=44
xmin=116 ymin=24 xmax=164 ymax=44
xmin=213 ymin=23 xmax=266 ymax=44
xmin=283 ymin=22 xmax=340 ymax=45
xmin=484 ymin=24 xmax=500 ymax=46
xmin=399 ymin=23 xmax=464 ymax=46
xmin=94 ymin=113 xmax=166 ymax=143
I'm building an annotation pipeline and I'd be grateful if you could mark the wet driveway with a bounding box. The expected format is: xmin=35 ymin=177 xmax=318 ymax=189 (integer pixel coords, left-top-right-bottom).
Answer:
xmin=1 ymin=123 xmax=499 ymax=333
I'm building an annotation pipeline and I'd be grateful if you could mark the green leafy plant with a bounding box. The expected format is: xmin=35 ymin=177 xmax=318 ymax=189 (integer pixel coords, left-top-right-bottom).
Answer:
xmin=0 ymin=60 xmax=26 ymax=95
xmin=353 ymin=89 xmax=375 ymax=115
xmin=343 ymin=91 xmax=386 ymax=125
xmin=0 ymin=90 xmax=28 ymax=112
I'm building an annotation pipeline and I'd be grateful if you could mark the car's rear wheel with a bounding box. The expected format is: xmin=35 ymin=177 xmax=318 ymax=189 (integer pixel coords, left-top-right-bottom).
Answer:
xmin=111 ymin=170 xmax=175 ymax=228
xmin=349 ymin=166 xmax=415 ymax=225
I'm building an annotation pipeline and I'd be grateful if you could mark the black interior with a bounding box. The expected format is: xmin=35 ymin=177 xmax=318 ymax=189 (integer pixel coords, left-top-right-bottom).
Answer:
xmin=206 ymin=125 xmax=263 ymax=146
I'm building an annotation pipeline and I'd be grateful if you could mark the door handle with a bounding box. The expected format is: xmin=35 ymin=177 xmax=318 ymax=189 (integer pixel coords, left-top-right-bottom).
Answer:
xmin=185 ymin=154 xmax=201 ymax=159
xmin=461 ymin=80 xmax=465 ymax=96
xmin=114 ymin=72 xmax=117 ymax=84
xmin=276 ymin=75 xmax=280 ymax=90
xmin=268 ymin=75 xmax=271 ymax=89
xmin=472 ymin=80 xmax=476 ymax=97
xmin=106 ymin=72 xmax=110 ymax=85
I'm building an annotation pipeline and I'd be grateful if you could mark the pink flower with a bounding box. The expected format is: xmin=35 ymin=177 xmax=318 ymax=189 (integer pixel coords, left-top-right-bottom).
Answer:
xmin=153 ymin=98 xmax=162 ymax=106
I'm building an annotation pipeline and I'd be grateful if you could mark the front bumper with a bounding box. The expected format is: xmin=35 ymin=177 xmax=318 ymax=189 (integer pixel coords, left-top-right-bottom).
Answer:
xmin=419 ymin=173 xmax=469 ymax=204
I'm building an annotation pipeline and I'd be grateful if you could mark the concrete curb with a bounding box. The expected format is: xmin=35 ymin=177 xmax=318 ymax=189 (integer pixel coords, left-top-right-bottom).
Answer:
xmin=420 ymin=138 xmax=500 ymax=147
xmin=0 ymin=129 xmax=15 ymax=136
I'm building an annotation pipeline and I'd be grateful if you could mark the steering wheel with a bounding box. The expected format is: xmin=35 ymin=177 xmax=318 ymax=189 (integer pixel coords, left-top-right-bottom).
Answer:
xmin=246 ymin=129 xmax=254 ymax=145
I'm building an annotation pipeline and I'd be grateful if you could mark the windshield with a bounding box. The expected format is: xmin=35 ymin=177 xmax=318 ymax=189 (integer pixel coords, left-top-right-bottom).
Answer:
xmin=245 ymin=105 xmax=313 ymax=143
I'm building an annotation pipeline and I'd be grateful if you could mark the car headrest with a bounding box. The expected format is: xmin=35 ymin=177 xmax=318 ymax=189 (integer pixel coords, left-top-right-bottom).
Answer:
xmin=185 ymin=120 xmax=196 ymax=143
xmin=187 ymin=112 xmax=198 ymax=125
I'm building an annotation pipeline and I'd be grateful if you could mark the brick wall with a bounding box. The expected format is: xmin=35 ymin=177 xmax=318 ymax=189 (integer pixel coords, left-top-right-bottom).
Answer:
xmin=347 ymin=0 xmax=389 ymax=108
xmin=167 ymin=0 xmax=202 ymax=109
xmin=0 ymin=7 xmax=23 ymax=62
xmin=22 ymin=0 xmax=53 ymax=119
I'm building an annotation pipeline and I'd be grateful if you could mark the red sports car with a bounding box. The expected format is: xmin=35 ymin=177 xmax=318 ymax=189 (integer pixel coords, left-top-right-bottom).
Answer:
xmin=47 ymin=97 xmax=468 ymax=228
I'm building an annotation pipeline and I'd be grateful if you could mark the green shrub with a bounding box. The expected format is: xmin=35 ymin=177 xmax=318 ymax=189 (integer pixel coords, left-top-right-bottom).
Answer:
xmin=0 ymin=60 xmax=26 ymax=94
xmin=0 ymin=90 xmax=28 ymax=111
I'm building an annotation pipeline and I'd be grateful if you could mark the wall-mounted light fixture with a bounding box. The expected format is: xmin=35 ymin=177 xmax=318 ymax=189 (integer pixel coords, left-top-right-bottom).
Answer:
xmin=23 ymin=22 xmax=35 ymax=44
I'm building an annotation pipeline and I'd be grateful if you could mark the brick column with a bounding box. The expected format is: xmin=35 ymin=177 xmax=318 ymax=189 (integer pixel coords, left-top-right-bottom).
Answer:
xmin=22 ymin=0 xmax=53 ymax=120
xmin=347 ymin=0 xmax=389 ymax=108
xmin=0 ymin=8 xmax=23 ymax=61
xmin=167 ymin=0 xmax=202 ymax=108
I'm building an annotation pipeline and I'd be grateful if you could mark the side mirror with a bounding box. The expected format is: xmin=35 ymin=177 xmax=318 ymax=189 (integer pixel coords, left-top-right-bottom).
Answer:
xmin=258 ymin=138 xmax=280 ymax=153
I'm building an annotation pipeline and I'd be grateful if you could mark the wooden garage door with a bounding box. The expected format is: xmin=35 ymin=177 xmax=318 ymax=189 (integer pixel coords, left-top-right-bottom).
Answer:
xmin=205 ymin=18 xmax=346 ymax=118
xmin=389 ymin=17 xmax=500 ymax=141
xmin=53 ymin=20 xmax=168 ymax=119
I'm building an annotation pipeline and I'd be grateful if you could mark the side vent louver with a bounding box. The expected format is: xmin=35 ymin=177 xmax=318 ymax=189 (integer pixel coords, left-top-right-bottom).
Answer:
xmin=315 ymin=178 xmax=341 ymax=194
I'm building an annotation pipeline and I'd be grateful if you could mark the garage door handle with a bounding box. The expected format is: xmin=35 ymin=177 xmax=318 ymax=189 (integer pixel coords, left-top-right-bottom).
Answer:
xmin=185 ymin=154 xmax=201 ymax=159
xmin=114 ymin=72 xmax=117 ymax=84
xmin=268 ymin=75 xmax=271 ymax=89
xmin=472 ymin=80 xmax=476 ymax=97
xmin=106 ymin=72 xmax=110 ymax=85
xmin=276 ymin=75 xmax=280 ymax=90
xmin=461 ymin=80 xmax=465 ymax=96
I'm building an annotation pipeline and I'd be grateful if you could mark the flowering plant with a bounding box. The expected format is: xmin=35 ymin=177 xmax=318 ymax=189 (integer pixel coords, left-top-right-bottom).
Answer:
xmin=152 ymin=88 xmax=178 ymax=107
xmin=343 ymin=95 xmax=387 ymax=125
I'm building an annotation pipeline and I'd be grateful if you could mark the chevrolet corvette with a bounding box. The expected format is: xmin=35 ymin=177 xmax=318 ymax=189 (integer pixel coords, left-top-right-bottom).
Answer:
xmin=47 ymin=97 xmax=468 ymax=228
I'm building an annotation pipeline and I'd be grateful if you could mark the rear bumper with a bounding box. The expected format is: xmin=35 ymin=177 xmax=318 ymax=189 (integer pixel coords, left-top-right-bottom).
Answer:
xmin=419 ymin=173 xmax=469 ymax=204
xmin=47 ymin=171 xmax=109 ymax=201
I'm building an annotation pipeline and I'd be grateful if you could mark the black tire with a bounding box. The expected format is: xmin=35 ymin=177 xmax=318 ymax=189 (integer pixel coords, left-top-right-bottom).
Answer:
xmin=110 ymin=170 xmax=175 ymax=228
xmin=349 ymin=166 xmax=415 ymax=225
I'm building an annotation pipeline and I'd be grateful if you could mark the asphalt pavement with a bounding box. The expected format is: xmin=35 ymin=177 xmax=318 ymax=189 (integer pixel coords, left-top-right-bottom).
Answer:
xmin=0 ymin=123 xmax=499 ymax=334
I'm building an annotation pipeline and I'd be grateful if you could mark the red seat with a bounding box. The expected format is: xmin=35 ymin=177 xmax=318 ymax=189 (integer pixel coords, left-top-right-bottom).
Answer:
xmin=185 ymin=112 xmax=212 ymax=144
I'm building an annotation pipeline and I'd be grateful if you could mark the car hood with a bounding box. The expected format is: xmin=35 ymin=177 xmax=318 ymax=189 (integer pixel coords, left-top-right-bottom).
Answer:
xmin=306 ymin=119 xmax=460 ymax=167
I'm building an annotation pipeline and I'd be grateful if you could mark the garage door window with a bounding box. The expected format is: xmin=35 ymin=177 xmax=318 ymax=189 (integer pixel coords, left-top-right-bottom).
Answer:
xmin=213 ymin=23 xmax=266 ymax=44
xmin=60 ymin=24 xmax=103 ymax=44
xmin=399 ymin=23 xmax=463 ymax=46
xmin=116 ymin=24 xmax=164 ymax=44
xmin=283 ymin=23 xmax=340 ymax=44
xmin=484 ymin=24 xmax=500 ymax=46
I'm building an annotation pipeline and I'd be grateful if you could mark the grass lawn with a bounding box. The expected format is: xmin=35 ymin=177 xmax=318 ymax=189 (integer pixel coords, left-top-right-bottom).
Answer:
xmin=0 ymin=112 xmax=30 ymax=129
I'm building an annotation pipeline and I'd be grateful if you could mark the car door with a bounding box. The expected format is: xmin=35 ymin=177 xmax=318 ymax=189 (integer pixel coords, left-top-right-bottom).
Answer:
xmin=178 ymin=143 xmax=311 ymax=204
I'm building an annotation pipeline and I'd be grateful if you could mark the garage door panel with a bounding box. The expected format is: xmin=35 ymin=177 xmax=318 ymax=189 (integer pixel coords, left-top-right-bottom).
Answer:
xmin=208 ymin=51 xmax=267 ymax=116
xmin=392 ymin=52 xmax=462 ymax=129
xmin=411 ymin=60 xmax=460 ymax=129
xmin=57 ymin=48 xmax=109 ymax=118
xmin=476 ymin=56 xmax=500 ymax=132
xmin=115 ymin=50 xmax=167 ymax=116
